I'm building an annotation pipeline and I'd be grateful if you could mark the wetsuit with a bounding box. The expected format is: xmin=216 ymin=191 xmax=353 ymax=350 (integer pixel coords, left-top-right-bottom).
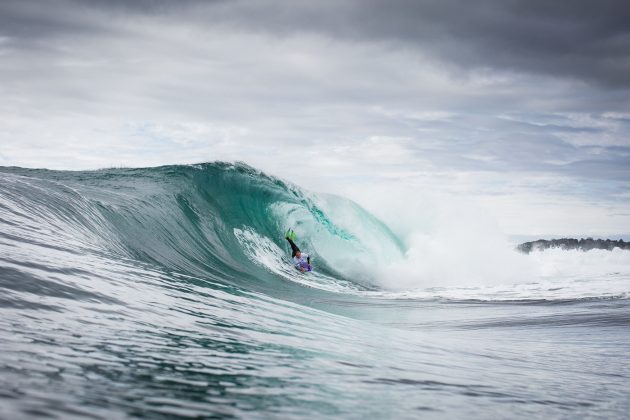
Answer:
xmin=286 ymin=237 xmax=311 ymax=270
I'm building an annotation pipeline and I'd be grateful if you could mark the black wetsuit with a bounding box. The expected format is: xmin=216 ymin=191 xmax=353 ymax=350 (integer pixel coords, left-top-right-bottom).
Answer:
xmin=286 ymin=237 xmax=300 ymax=257
xmin=286 ymin=237 xmax=311 ymax=264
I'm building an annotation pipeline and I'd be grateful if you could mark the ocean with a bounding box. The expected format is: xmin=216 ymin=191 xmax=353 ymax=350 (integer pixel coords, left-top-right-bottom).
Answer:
xmin=1 ymin=162 xmax=629 ymax=418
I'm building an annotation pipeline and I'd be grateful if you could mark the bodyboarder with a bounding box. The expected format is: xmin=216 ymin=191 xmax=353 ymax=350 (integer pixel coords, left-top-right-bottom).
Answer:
xmin=285 ymin=229 xmax=312 ymax=272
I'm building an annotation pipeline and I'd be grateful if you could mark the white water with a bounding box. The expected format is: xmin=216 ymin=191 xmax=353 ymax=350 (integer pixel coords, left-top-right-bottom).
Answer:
xmin=241 ymin=185 xmax=630 ymax=301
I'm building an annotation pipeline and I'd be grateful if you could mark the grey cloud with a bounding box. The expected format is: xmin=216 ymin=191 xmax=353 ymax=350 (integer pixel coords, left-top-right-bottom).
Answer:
xmin=3 ymin=0 xmax=629 ymax=88
xmin=167 ymin=0 xmax=630 ymax=88
xmin=392 ymin=111 xmax=630 ymax=182
xmin=0 ymin=1 xmax=111 ymax=41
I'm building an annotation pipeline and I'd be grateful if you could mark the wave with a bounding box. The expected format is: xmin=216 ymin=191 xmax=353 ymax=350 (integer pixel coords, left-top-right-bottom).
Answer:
xmin=1 ymin=162 xmax=629 ymax=303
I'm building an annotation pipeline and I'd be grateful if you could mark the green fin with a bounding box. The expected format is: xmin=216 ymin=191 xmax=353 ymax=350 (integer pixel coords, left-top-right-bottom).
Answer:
xmin=285 ymin=229 xmax=297 ymax=240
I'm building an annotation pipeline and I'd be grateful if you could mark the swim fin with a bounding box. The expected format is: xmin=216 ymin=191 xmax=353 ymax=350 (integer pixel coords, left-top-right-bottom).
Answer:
xmin=285 ymin=229 xmax=297 ymax=241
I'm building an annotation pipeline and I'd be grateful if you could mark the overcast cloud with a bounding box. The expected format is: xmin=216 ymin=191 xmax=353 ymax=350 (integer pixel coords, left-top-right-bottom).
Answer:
xmin=1 ymin=0 xmax=629 ymax=235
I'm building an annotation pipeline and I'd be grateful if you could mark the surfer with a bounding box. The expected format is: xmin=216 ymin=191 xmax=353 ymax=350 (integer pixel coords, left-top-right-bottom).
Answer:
xmin=285 ymin=229 xmax=312 ymax=272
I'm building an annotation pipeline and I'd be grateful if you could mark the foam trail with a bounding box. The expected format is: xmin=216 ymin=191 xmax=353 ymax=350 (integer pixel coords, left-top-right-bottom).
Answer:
xmin=233 ymin=227 xmax=364 ymax=293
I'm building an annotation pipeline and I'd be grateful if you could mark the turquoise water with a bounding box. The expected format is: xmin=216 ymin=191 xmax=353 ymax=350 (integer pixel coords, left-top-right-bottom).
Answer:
xmin=1 ymin=162 xmax=629 ymax=418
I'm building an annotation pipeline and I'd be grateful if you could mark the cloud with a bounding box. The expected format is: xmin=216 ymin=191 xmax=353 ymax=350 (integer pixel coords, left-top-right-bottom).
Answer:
xmin=4 ymin=0 xmax=630 ymax=87
xmin=124 ymin=0 xmax=630 ymax=88
xmin=0 ymin=0 xmax=628 ymax=234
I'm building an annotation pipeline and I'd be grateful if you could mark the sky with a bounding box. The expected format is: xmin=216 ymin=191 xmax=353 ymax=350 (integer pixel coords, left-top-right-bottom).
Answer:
xmin=1 ymin=0 xmax=629 ymax=236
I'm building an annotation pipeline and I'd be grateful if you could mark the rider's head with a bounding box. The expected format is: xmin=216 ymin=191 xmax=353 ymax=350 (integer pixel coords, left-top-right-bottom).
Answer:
xmin=295 ymin=250 xmax=301 ymax=258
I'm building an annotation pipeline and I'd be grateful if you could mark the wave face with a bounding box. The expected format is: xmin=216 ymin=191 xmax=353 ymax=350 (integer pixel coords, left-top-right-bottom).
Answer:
xmin=1 ymin=162 xmax=630 ymax=418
